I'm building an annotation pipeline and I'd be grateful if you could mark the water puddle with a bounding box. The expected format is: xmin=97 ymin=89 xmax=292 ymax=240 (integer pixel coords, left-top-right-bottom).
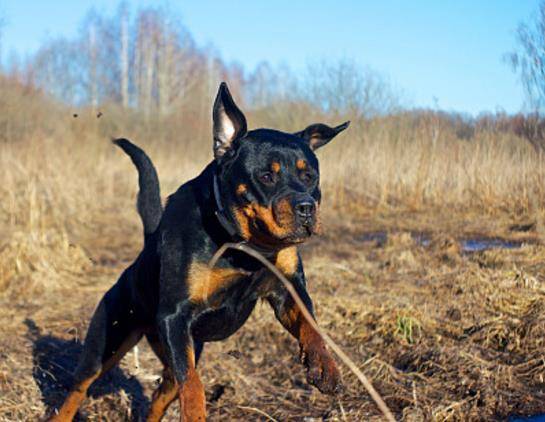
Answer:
xmin=460 ymin=238 xmax=522 ymax=252
xmin=359 ymin=231 xmax=388 ymax=246
xmin=509 ymin=416 xmax=545 ymax=422
xmin=359 ymin=231 xmax=525 ymax=253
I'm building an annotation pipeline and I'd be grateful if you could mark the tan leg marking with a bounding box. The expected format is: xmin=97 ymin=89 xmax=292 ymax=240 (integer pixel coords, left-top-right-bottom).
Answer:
xmin=178 ymin=347 xmax=206 ymax=422
xmin=48 ymin=372 xmax=99 ymax=422
xmin=49 ymin=330 xmax=141 ymax=422
xmin=147 ymin=367 xmax=177 ymax=422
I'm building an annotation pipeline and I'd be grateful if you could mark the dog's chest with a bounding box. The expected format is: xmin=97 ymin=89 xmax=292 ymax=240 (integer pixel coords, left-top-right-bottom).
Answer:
xmin=187 ymin=264 xmax=276 ymax=342
xmin=186 ymin=263 xmax=249 ymax=304
xmin=185 ymin=246 xmax=298 ymax=342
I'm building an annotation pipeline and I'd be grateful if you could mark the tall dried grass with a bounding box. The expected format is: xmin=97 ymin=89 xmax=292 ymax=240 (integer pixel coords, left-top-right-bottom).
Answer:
xmin=320 ymin=115 xmax=545 ymax=213
xmin=1 ymin=87 xmax=544 ymax=297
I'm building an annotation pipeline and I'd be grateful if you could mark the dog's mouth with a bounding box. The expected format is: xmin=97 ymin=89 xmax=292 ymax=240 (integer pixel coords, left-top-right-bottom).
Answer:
xmin=232 ymin=199 xmax=319 ymax=249
xmin=283 ymin=224 xmax=315 ymax=243
xmin=252 ymin=216 xmax=316 ymax=247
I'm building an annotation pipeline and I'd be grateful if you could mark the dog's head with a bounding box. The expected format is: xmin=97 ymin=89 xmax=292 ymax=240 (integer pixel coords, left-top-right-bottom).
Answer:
xmin=213 ymin=82 xmax=349 ymax=248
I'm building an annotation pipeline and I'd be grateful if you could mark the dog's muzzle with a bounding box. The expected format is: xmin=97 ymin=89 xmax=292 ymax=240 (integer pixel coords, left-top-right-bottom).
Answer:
xmin=290 ymin=195 xmax=318 ymax=237
xmin=294 ymin=200 xmax=316 ymax=227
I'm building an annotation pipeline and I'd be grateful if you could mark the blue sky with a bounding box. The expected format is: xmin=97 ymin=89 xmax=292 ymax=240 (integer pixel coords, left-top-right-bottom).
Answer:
xmin=0 ymin=0 xmax=540 ymax=114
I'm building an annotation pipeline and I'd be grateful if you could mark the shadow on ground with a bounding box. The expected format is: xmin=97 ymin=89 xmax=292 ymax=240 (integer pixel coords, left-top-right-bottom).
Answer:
xmin=25 ymin=319 xmax=149 ymax=421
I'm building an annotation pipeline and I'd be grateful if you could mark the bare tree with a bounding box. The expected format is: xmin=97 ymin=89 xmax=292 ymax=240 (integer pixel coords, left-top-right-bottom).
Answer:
xmin=31 ymin=37 xmax=83 ymax=104
xmin=120 ymin=4 xmax=129 ymax=108
xmin=303 ymin=58 xmax=400 ymax=118
xmin=0 ymin=9 xmax=5 ymax=72
xmin=20 ymin=1 xmax=402 ymax=131
xmin=509 ymin=1 xmax=545 ymax=113
xmin=88 ymin=21 xmax=98 ymax=110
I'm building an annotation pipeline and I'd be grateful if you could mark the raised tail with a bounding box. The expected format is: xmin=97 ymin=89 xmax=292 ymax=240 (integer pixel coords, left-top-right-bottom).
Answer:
xmin=113 ymin=138 xmax=162 ymax=236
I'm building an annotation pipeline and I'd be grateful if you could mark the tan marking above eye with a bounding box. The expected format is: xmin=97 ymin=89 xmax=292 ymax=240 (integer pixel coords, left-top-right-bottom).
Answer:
xmin=271 ymin=162 xmax=281 ymax=173
xmin=296 ymin=159 xmax=307 ymax=170
xmin=236 ymin=184 xmax=247 ymax=195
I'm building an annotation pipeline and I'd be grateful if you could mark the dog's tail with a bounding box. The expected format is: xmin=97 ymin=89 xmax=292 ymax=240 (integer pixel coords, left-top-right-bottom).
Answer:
xmin=113 ymin=138 xmax=162 ymax=237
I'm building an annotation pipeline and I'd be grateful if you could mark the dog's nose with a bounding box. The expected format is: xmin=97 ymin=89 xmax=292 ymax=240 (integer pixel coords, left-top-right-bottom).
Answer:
xmin=295 ymin=201 xmax=315 ymax=220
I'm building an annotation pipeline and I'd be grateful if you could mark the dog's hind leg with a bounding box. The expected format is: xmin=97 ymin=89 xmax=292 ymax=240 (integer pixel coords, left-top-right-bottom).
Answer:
xmin=49 ymin=277 xmax=143 ymax=421
xmin=146 ymin=333 xmax=177 ymax=422
xmin=147 ymin=365 xmax=177 ymax=422
xmin=49 ymin=331 xmax=141 ymax=421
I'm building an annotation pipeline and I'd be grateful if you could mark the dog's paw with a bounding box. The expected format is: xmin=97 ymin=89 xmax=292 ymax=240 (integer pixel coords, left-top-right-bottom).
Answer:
xmin=301 ymin=346 xmax=342 ymax=395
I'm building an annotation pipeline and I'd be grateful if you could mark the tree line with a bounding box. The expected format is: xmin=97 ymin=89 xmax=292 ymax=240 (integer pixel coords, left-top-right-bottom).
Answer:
xmin=2 ymin=2 xmax=545 ymax=148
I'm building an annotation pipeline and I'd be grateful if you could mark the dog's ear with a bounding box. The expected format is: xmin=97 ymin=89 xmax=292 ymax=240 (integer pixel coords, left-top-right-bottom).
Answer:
xmin=293 ymin=121 xmax=350 ymax=150
xmin=213 ymin=82 xmax=247 ymax=159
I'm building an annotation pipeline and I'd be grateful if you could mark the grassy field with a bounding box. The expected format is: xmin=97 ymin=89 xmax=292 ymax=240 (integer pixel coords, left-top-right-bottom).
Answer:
xmin=1 ymin=86 xmax=545 ymax=420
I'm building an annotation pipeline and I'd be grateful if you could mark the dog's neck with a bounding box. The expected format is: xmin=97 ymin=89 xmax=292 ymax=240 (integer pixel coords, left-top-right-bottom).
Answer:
xmin=213 ymin=171 xmax=238 ymax=238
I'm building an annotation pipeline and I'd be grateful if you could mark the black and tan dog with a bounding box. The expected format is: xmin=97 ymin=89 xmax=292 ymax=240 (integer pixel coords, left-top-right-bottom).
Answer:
xmin=51 ymin=83 xmax=349 ymax=421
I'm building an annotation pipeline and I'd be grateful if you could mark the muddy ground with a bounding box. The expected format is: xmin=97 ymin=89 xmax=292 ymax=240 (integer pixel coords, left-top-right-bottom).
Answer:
xmin=1 ymin=211 xmax=545 ymax=421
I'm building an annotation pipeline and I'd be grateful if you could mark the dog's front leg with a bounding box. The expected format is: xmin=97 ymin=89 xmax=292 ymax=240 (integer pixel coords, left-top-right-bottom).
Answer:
xmin=157 ymin=309 xmax=205 ymax=422
xmin=267 ymin=248 xmax=342 ymax=395
xmin=157 ymin=243 xmax=206 ymax=422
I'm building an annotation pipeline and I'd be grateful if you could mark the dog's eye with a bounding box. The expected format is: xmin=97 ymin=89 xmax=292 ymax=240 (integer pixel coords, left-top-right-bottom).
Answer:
xmin=258 ymin=172 xmax=275 ymax=185
xmin=300 ymin=171 xmax=314 ymax=185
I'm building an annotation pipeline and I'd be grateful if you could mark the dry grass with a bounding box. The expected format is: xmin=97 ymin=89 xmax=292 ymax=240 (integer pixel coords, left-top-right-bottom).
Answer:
xmin=2 ymin=105 xmax=545 ymax=297
xmin=1 ymin=221 xmax=545 ymax=421
xmin=1 ymin=86 xmax=545 ymax=420
xmin=320 ymin=115 xmax=545 ymax=214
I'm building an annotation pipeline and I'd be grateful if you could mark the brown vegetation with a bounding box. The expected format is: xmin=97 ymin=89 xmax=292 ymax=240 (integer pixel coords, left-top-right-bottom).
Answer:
xmin=1 ymin=4 xmax=545 ymax=420
xmin=1 ymin=73 xmax=545 ymax=420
